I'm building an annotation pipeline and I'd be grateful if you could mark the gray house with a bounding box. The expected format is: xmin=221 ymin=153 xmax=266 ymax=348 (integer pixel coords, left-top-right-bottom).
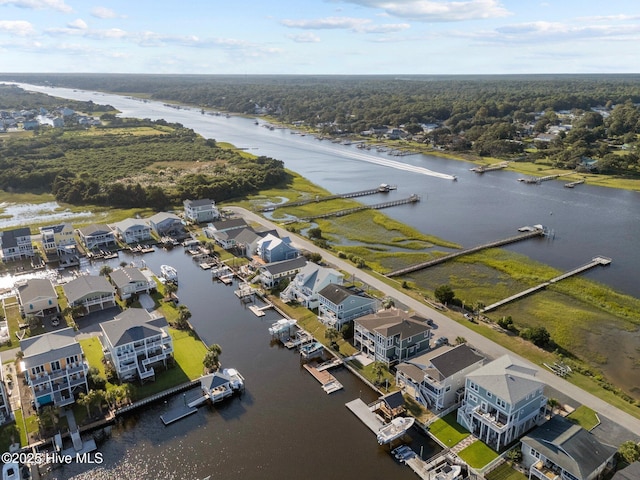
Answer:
xmin=146 ymin=212 xmax=185 ymax=238
xmin=63 ymin=275 xmax=116 ymax=315
xmin=317 ymin=284 xmax=378 ymax=330
xmin=457 ymin=355 xmax=547 ymax=451
xmin=111 ymin=218 xmax=152 ymax=244
xmin=109 ymin=267 xmax=155 ymax=300
xmin=353 ymin=308 xmax=432 ymax=365
xmin=521 ymin=415 xmax=616 ymax=480
xmin=279 ymin=262 xmax=344 ymax=308
xmin=0 ymin=227 xmax=34 ymax=261
xmin=77 ymin=224 xmax=116 ymax=250
xmin=17 ymin=278 xmax=59 ymax=319
xmin=258 ymin=256 xmax=308 ymax=289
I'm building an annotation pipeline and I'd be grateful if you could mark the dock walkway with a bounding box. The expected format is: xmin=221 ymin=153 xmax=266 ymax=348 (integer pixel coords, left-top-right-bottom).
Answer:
xmin=346 ymin=398 xmax=384 ymax=433
xmin=483 ymin=256 xmax=611 ymax=312
xmin=387 ymin=226 xmax=545 ymax=277
xmin=259 ymin=185 xmax=396 ymax=212
xmin=304 ymin=362 xmax=343 ymax=394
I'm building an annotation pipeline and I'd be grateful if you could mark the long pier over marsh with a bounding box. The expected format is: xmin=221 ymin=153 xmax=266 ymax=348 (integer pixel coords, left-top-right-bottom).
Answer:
xmin=386 ymin=225 xmax=546 ymax=277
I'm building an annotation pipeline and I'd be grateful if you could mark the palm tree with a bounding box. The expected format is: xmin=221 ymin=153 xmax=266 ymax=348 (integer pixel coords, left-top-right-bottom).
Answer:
xmin=164 ymin=281 xmax=178 ymax=300
xmin=203 ymin=343 xmax=222 ymax=373
xmin=455 ymin=336 xmax=467 ymax=345
xmin=371 ymin=361 xmax=386 ymax=386
xmin=92 ymin=390 xmax=106 ymax=414
xmin=99 ymin=265 xmax=113 ymax=277
xmin=324 ymin=327 xmax=339 ymax=349
xmin=78 ymin=391 xmax=93 ymax=416
xmin=176 ymin=305 xmax=192 ymax=330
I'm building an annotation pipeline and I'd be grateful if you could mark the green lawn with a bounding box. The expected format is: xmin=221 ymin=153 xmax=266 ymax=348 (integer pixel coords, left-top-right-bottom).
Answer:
xmin=428 ymin=412 xmax=470 ymax=447
xmin=567 ymin=405 xmax=600 ymax=431
xmin=458 ymin=441 xmax=500 ymax=468
xmin=485 ymin=462 xmax=528 ymax=480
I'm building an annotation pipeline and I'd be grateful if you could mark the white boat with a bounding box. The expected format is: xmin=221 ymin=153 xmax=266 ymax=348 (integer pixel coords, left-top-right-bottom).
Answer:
xmin=299 ymin=341 xmax=323 ymax=358
xmin=222 ymin=368 xmax=245 ymax=391
xmin=160 ymin=264 xmax=178 ymax=283
xmin=433 ymin=464 xmax=462 ymax=480
xmin=376 ymin=416 xmax=415 ymax=445
xmin=2 ymin=463 xmax=20 ymax=480
xmin=268 ymin=318 xmax=297 ymax=335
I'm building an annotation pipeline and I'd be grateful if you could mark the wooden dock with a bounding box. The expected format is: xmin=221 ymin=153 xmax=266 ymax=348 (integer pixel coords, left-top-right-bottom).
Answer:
xmin=259 ymin=185 xmax=396 ymax=212
xmin=345 ymin=398 xmax=383 ymax=433
xmin=304 ymin=363 xmax=343 ymax=394
xmin=483 ymin=256 xmax=611 ymax=312
xmin=470 ymin=161 xmax=509 ymax=173
xmin=387 ymin=226 xmax=546 ymax=277
xmin=518 ymin=173 xmax=573 ymax=184
xmin=564 ymin=178 xmax=585 ymax=188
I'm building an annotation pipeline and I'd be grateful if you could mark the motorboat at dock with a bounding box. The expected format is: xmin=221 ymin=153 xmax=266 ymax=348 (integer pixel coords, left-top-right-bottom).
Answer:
xmin=268 ymin=318 xmax=297 ymax=336
xmin=376 ymin=416 xmax=415 ymax=445
xmin=160 ymin=264 xmax=178 ymax=283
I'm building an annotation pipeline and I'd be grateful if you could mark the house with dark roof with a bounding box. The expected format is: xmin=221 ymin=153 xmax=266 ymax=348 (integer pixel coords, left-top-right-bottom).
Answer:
xmin=17 ymin=278 xmax=59 ymax=319
xmin=62 ymin=275 xmax=116 ymax=315
xmin=203 ymin=218 xmax=249 ymax=249
xmin=258 ymin=256 xmax=308 ymax=289
xmin=109 ymin=267 xmax=156 ymax=300
xmin=77 ymin=224 xmax=116 ymax=250
xmin=353 ymin=308 xmax=431 ymax=365
xmin=146 ymin=212 xmax=185 ymax=238
xmin=111 ymin=218 xmax=152 ymax=244
xmin=183 ymin=198 xmax=220 ymax=224
xmin=0 ymin=227 xmax=34 ymax=262
xmin=396 ymin=344 xmax=485 ymax=411
xmin=375 ymin=391 xmax=406 ymax=420
xmin=279 ymin=262 xmax=344 ymax=308
xmin=457 ymin=355 xmax=547 ymax=451
xmin=317 ymin=284 xmax=378 ymax=330
xmin=100 ymin=308 xmax=173 ymax=382
xmin=521 ymin=415 xmax=616 ymax=480
xmin=19 ymin=327 xmax=89 ymax=410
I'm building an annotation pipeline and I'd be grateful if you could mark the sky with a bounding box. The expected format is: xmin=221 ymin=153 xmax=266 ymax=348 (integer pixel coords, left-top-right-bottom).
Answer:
xmin=1 ymin=0 xmax=640 ymax=75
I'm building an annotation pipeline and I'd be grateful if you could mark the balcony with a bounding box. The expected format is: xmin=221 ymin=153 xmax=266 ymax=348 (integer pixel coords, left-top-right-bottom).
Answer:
xmin=472 ymin=406 xmax=509 ymax=431
xmin=530 ymin=461 xmax=561 ymax=480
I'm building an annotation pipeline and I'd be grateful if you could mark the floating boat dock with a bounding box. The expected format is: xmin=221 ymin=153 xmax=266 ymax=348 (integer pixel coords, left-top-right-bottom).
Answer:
xmin=470 ymin=161 xmax=509 ymax=173
xmin=387 ymin=225 xmax=546 ymax=277
xmin=248 ymin=304 xmax=273 ymax=317
xmin=160 ymin=404 xmax=198 ymax=426
xmin=483 ymin=256 xmax=612 ymax=312
xmin=345 ymin=398 xmax=384 ymax=433
xmin=303 ymin=362 xmax=343 ymax=394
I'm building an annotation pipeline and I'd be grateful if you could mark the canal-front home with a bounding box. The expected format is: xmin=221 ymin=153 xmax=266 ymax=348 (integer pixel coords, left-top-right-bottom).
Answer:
xmin=520 ymin=415 xmax=616 ymax=480
xmin=146 ymin=212 xmax=185 ymax=239
xmin=317 ymin=284 xmax=378 ymax=330
xmin=183 ymin=198 xmax=220 ymax=224
xmin=353 ymin=308 xmax=432 ymax=366
xmin=0 ymin=227 xmax=34 ymax=262
xmin=457 ymin=355 xmax=547 ymax=451
xmin=62 ymin=275 xmax=116 ymax=316
xmin=279 ymin=262 xmax=344 ymax=308
xmin=110 ymin=218 xmax=152 ymax=244
xmin=395 ymin=343 xmax=485 ymax=411
xmin=77 ymin=224 xmax=117 ymax=251
xmin=204 ymin=218 xmax=249 ymax=249
xmin=19 ymin=327 xmax=89 ymax=410
xmin=100 ymin=308 xmax=173 ymax=383
xmin=16 ymin=278 xmax=59 ymax=320
xmin=256 ymin=233 xmax=299 ymax=263
xmin=108 ymin=267 xmax=156 ymax=300
xmin=39 ymin=222 xmax=76 ymax=258
xmin=258 ymin=256 xmax=308 ymax=289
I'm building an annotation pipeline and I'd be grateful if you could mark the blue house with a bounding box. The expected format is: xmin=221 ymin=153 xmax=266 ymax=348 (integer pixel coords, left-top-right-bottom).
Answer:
xmin=256 ymin=233 xmax=299 ymax=263
xmin=317 ymin=284 xmax=378 ymax=330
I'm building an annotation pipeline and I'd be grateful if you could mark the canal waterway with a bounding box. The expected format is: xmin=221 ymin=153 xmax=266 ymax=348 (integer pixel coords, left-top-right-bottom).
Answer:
xmin=47 ymin=248 xmax=437 ymax=480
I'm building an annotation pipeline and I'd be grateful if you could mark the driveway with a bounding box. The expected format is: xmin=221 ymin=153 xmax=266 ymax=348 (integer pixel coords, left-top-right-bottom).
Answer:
xmin=228 ymin=206 xmax=640 ymax=436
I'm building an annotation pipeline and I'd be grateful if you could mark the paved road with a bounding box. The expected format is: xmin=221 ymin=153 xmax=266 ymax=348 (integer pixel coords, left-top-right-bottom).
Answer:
xmin=229 ymin=206 xmax=640 ymax=436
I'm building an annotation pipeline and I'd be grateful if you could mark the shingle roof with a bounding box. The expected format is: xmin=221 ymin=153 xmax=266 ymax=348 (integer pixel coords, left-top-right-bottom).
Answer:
xmin=111 ymin=218 xmax=149 ymax=231
xmin=210 ymin=218 xmax=247 ymax=232
xmin=200 ymin=371 xmax=232 ymax=391
xmin=185 ymin=198 xmax=215 ymax=207
xmin=39 ymin=223 xmax=69 ymax=234
xmin=0 ymin=227 xmax=31 ymax=248
xmin=318 ymin=284 xmax=356 ymax=304
xmin=21 ymin=327 xmax=82 ymax=369
xmin=62 ymin=275 xmax=113 ymax=304
xmin=612 ymin=462 xmax=640 ymax=480
xmin=380 ymin=391 xmax=404 ymax=410
xmin=522 ymin=416 xmax=616 ymax=480
xmin=109 ymin=267 xmax=148 ymax=288
xmin=147 ymin=212 xmax=181 ymax=224
xmin=429 ymin=344 xmax=485 ymax=379
xmin=466 ymin=354 xmax=544 ymax=404
xmin=78 ymin=224 xmax=111 ymax=236
xmin=100 ymin=308 xmax=168 ymax=347
xmin=355 ymin=308 xmax=431 ymax=339
xmin=262 ymin=256 xmax=307 ymax=275
xmin=17 ymin=278 xmax=56 ymax=304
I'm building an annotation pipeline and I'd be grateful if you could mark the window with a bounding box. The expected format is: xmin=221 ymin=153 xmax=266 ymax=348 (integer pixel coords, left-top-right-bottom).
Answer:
xmin=31 ymin=365 xmax=44 ymax=376
xmin=496 ymin=397 xmax=507 ymax=409
xmin=530 ymin=447 xmax=540 ymax=459
xmin=469 ymin=381 xmax=479 ymax=392
xmin=487 ymin=392 xmax=492 ymax=398
xmin=468 ymin=393 xmax=478 ymax=403
xmin=51 ymin=361 xmax=61 ymax=371
xmin=445 ymin=386 xmax=451 ymax=392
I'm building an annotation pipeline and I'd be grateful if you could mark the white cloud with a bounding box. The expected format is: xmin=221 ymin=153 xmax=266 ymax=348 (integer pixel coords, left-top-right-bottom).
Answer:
xmin=0 ymin=20 xmax=35 ymax=36
xmin=287 ymin=32 xmax=321 ymax=43
xmin=67 ymin=18 xmax=87 ymax=30
xmin=91 ymin=6 xmax=122 ymax=19
xmin=336 ymin=0 xmax=511 ymax=22
xmin=0 ymin=0 xmax=72 ymax=13
xmin=281 ymin=16 xmax=409 ymax=33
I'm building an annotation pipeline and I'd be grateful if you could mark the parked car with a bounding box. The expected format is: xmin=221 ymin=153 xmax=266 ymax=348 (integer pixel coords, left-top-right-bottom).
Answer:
xmin=435 ymin=336 xmax=448 ymax=347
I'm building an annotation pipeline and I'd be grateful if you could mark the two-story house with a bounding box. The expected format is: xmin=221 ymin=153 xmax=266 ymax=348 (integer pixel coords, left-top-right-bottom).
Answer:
xmin=255 ymin=233 xmax=299 ymax=263
xmin=39 ymin=222 xmax=76 ymax=257
xmin=457 ymin=355 xmax=547 ymax=451
xmin=204 ymin=218 xmax=249 ymax=249
xmin=17 ymin=278 xmax=59 ymax=319
xmin=258 ymin=256 xmax=308 ymax=289
xmin=279 ymin=262 xmax=344 ymax=308
xmin=183 ymin=199 xmax=220 ymax=224
xmin=521 ymin=415 xmax=616 ymax=480
xmin=109 ymin=267 xmax=155 ymax=300
xmin=146 ymin=212 xmax=185 ymax=239
xmin=77 ymin=224 xmax=117 ymax=251
xmin=354 ymin=308 xmax=432 ymax=365
xmin=317 ymin=284 xmax=378 ymax=330
xmin=396 ymin=343 xmax=485 ymax=411
xmin=19 ymin=328 xmax=89 ymax=410
xmin=0 ymin=227 xmax=34 ymax=262
xmin=62 ymin=275 xmax=116 ymax=316
xmin=100 ymin=309 xmax=174 ymax=382
xmin=111 ymin=218 xmax=152 ymax=244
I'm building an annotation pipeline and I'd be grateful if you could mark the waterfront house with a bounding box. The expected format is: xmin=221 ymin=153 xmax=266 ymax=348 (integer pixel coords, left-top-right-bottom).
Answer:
xmin=256 ymin=233 xmax=299 ymax=263
xmin=353 ymin=308 xmax=431 ymax=366
xmin=183 ymin=198 xmax=220 ymax=224
xmin=205 ymin=218 xmax=247 ymax=239
xmin=39 ymin=223 xmax=76 ymax=257
xmin=395 ymin=344 xmax=485 ymax=411
xmin=111 ymin=218 xmax=152 ymax=244
xmin=0 ymin=227 xmax=34 ymax=262
xmin=19 ymin=327 xmax=89 ymax=410
xmin=109 ymin=267 xmax=156 ymax=300
xmin=279 ymin=262 xmax=344 ymax=308
xmin=77 ymin=224 xmax=116 ymax=251
xmin=457 ymin=355 xmax=547 ymax=451
xmin=16 ymin=278 xmax=59 ymax=319
xmin=62 ymin=275 xmax=116 ymax=316
xmin=0 ymin=361 xmax=12 ymax=424
xmin=146 ymin=212 xmax=185 ymax=239
xmin=233 ymin=228 xmax=263 ymax=258
xmin=100 ymin=308 xmax=173 ymax=382
xmin=258 ymin=256 xmax=308 ymax=289
xmin=521 ymin=415 xmax=616 ymax=480
xmin=317 ymin=284 xmax=378 ymax=330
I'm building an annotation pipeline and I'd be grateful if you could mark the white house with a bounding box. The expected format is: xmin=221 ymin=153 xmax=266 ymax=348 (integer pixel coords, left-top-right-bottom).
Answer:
xmin=279 ymin=262 xmax=344 ymax=308
xmin=111 ymin=218 xmax=153 ymax=244
xmin=0 ymin=227 xmax=34 ymax=262
xmin=183 ymin=199 xmax=220 ymax=224
xmin=258 ymin=257 xmax=308 ymax=289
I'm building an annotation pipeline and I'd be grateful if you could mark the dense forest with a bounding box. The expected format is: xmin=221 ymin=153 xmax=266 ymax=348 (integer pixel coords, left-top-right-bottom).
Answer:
xmin=0 ymin=85 xmax=287 ymax=209
xmin=3 ymin=73 xmax=638 ymax=177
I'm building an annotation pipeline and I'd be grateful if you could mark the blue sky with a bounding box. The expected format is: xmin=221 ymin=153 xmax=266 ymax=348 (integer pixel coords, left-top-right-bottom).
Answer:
xmin=1 ymin=0 xmax=639 ymax=74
